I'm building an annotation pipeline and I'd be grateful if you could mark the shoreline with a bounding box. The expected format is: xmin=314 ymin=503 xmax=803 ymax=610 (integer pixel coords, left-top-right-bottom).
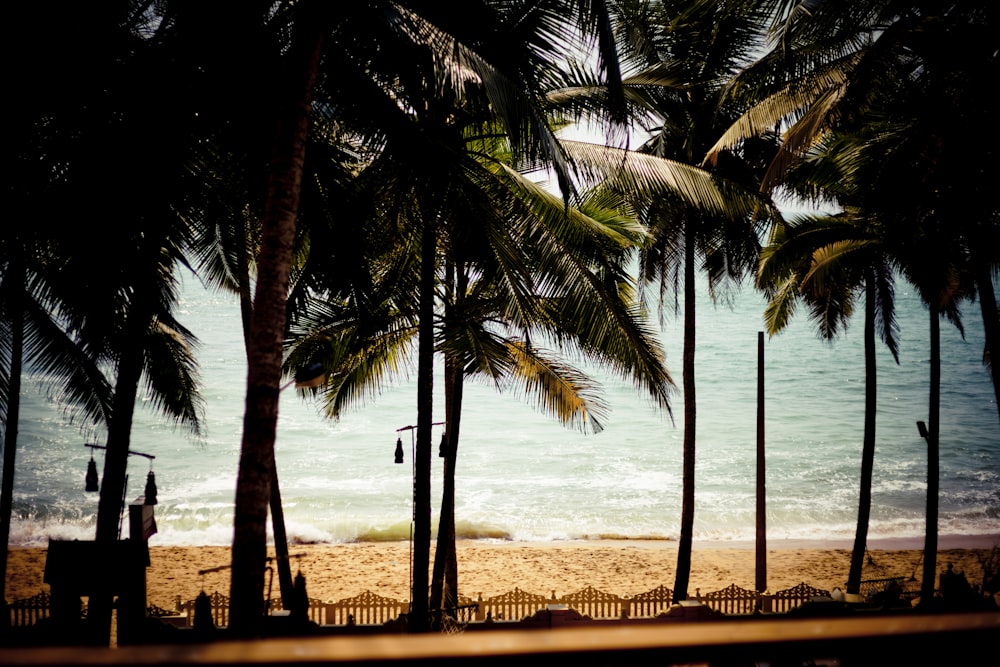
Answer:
xmin=7 ymin=534 xmax=997 ymax=611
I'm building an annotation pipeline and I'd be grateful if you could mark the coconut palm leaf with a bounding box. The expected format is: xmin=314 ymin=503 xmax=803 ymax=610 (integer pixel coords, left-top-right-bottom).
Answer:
xmin=503 ymin=339 xmax=609 ymax=432
xmin=562 ymin=139 xmax=772 ymax=220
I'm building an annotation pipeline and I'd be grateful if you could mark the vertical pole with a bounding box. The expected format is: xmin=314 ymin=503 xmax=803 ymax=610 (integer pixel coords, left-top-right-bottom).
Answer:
xmin=756 ymin=331 xmax=767 ymax=597
xmin=121 ymin=499 xmax=150 ymax=644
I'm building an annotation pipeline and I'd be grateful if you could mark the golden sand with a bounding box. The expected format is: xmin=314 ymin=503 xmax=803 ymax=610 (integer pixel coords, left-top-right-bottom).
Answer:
xmin=6 ymin=538 xmax=996 ymax=611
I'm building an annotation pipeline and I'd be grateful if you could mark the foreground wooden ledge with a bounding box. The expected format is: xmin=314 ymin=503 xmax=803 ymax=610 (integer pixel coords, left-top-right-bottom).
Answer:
xmin=0 ymin=611 xmax=997 ymax=666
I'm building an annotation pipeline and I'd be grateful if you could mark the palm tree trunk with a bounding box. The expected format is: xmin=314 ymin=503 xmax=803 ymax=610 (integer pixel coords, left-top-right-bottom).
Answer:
xmin=88 ymin=304 xmax=148 ymax=645
xmin=429 ymin=264 xmax=455 ymax=626
xmin=430 ymin=259 xmax=467 ymax=625
xmin=920 ymin=304 xmax=941 ymax=605
xmin=847 ymin=277 xmax=878 ymax=594
xmin=410 ymin=212 xmax=437 ymax=634
xmin=429 ymin=377 xmax=451 ymax=628
xmin=0 ymin=258 xmax=25 ymax=606
xmin=673 ymin=223 xmax=696 ymax=603
xmin=431 ymin=356 xmax=463 ymax=626
xmin=237 ymin=274 xmax=295 ymax=609
xmin=229 ymin=7 xmax=323 ymax=636
xmin=270 ymin=471 xmax=294 ymax=609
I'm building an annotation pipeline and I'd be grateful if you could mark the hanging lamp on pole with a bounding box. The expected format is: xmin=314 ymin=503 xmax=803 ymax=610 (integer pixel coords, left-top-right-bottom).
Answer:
xmin=85 ymin=455 xmax=100 ymax=493
xmin=83 ymin=443 xmax=157 ymax=501
xmin=144 ymin=468 xmax=158 ymax=505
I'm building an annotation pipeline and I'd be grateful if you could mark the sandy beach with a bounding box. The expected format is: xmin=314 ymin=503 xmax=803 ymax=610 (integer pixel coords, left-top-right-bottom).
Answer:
xmin=6 ymin=536 xmax=998 ymax=611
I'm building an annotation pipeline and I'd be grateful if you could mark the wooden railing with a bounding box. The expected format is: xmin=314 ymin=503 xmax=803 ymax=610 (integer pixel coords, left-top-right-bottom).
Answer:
xmin=165 ymin=580 xmax=832 ymax=629
xmin=5 ymin=591 xmax=52 ymax=627
xmin=320 ymin=590 xmax=406 ymax=626
xmin=6 ymin=579 xmax=848 ymax=630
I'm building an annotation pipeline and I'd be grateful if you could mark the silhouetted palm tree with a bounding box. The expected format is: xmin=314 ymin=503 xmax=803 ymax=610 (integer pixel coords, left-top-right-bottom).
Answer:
xmin=228 ymin=0 xmax=630 ymax=634
xmin=716 ymin=1 xmax=999 ymax=602
xmin=0 ymin=242 xmax=114 ymax=606
xmin=713 ymin=0 xmax=1000 ymax=420
xmin=284 ymin=111 xmax=674 ymax=627
xmin=6 ymin=2 xmax=207 ymax=642
xmin=591 ymin=0 xmax=780 ymax=602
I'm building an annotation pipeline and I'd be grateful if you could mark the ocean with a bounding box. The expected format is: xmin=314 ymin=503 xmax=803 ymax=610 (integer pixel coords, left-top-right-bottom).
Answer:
xmin=8 ymin=269 xmax=999 ymax=549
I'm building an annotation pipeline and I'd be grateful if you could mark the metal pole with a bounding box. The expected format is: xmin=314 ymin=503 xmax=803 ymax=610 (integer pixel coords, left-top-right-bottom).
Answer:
xmin=395 ymin=421 xmax=444 ymax=620
xmin=756 ymin=332 xmax=767 ymax=596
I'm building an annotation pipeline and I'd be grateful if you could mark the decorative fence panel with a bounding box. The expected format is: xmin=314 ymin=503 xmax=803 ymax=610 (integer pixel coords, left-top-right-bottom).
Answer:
xmin=475 ymin=587 xmax=552 ymax=621
xmin=556 ymin=586 xmax=625 ymax=620
xmin=268 ymin=597 xmax=328 ymax=625
xmin=626 ymin=584 xmax=675 ymax=618
xmin=769 ymin=583 xmax=831 ymax=613
xmin=1 ymin=579 xmax=845 ymax=632
xmin=698 ymin=583 xmax=760 ymax=615
xmin=323 ymin=590 xmax=407 ymax=626
xmin=6 ymin=591 xmax=52 ymax=627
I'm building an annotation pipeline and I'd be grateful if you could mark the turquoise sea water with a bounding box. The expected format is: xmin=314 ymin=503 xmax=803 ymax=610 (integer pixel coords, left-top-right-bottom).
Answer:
xmin=8 ymin=270 xmax=1000 ymax=548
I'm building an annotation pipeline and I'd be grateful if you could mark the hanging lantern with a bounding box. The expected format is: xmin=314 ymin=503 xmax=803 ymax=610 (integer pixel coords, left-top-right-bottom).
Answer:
xmin=144 ymin=469 xmax=158 ymax=505
xmin=85 ymin=457 xmax=99 ymax=493
xmin=394 ymin=437 xmax=404 ymax=464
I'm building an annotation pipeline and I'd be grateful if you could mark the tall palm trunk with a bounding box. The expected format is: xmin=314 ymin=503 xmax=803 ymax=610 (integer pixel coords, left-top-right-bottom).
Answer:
xmin=269 ymin=470 xmax=294 ymax=609
xmin=430 ymin=259 xmax=468 ymax=624
xmin=229 ymin=7 xmax=323 ymax=636
xmin=920 ymin=303 xmax=941 ymax=605
xmin=237 ymin=281 xmax=295 ymax=610
xmin=847 ymin=276 xmax=878 ymax=594
xmin=410 ymin=213 xmax=437 ymax=634
xmin=430 ymin=356 xmax=463 ymax=626
xmin=88 ymin=296 xmax=150 ymax=645
xmin=0 ymin=257 xmax=25 ymax=607
xmin=673 ymin=222 xmax=697 ymax=603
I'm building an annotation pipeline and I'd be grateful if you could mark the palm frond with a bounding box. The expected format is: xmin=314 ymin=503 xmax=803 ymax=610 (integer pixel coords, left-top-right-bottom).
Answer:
xmin=761 ymin=274 xmax=801 ymax=335
xmin=20 ymin=295 xmax=114 ymax=430
xmin=140 ymin=316 xmax=203 ymax=434
xmin=503 ymin=340 xmax=608 ymax=434
xmin=561 ymin=139 xmax=768 ymax=220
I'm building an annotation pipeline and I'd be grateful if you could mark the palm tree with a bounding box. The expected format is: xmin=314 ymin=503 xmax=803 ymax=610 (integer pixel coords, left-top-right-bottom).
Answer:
xmin=428 ymin=181 xmax=674 ymax=623
xmin=284 ymin=114 xmax=674 ymax=628
xmin=0 ymin=244 xmax=115 ymax=607
xmin=167 ymin=1 xmax=377 ymax=610
xmin=896 ymin=232 xmax=971 ymax=605
xmin=711 ymin=1 xmax=1000 ymax=420
xmin=229 ymin=0 xmax=631 ymax=634
xmin=759 ymin=215 xmax=898 ymax=596
xmin=229 ymin=3 xmax=326 ymax=634
xmin=577 ymin=0 xmax=781 ymax=602
xmin=713 ymin=2 xmax=999 ymax=602
xmin=6 ymin=1 xmax=207 ymax=644
xmin=872 ymin=110 xmax=977 ymax=604
xmin=759 ymin=136 xmax=971 ymax=609
xmin=41 ymin=221 xmax=205 ymax=645
xmin=756 ymin=126 xmax=908 ymax=595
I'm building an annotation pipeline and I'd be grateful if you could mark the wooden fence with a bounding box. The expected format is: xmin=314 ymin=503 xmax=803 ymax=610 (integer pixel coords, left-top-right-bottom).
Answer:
xmin=8 ymin=579 xmax=870 ymax=631
xmin=165 ymin=580 xmax=833 ymax=629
